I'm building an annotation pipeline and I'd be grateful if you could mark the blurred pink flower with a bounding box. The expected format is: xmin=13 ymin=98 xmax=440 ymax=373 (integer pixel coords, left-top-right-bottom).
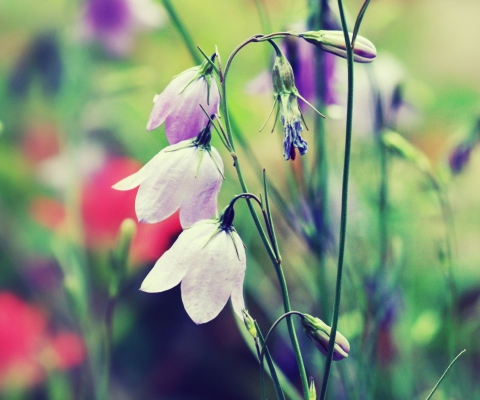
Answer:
xmin=140 ymin=218 xmax=246 ymax=324
xmin=81 ymin=0 xmax=165 ymax=56
xmin=0 ymin=292 xmax=85 ymax=391
xmin=146 ymin=63 xmax=220 ymax=144
xmin=113 ymin=138 xmax=224 ymax=228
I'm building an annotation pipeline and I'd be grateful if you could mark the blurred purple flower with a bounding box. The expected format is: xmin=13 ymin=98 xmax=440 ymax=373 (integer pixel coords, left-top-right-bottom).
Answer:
xmin=449 ymin=143 xmax=472 ymax=174
xmin=283 ymin=28 xmax=338 ymax=107
xmin=81 ymin=0 xmax=165 ymax=56
xmin=113 ymin=129 xmax=224 ymax=228
xmin=246 ymin=23 xmax=338 ymax=111
xmin=146 ymin=63 xmax=220 ymax=144
xmin=140 ymin=217 xmax=246 ymax=325
xmin=8 ymin=33 xmax=63 ymax=98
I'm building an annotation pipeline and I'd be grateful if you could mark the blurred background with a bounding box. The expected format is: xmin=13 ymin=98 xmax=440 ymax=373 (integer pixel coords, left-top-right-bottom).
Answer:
xmin=0 ymin=0 xmax=479 ymax=399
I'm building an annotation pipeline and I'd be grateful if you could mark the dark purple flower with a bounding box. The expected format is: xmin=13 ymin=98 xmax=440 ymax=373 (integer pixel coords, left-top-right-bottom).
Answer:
xmin=449 ymin=143 xmax=473 ymax=174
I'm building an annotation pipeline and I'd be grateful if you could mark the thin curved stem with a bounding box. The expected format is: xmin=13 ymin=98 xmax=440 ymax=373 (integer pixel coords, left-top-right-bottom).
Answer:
xmin=425 ymin=349 xmax=466 ymax=400
xmin=222 ymin=37 xmax=309 ymax=400
xmin=259 ymin=312 xmax=305 ymax=399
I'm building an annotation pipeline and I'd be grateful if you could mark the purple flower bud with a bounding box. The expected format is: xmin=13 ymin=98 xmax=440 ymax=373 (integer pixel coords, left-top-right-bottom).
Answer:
xmin=300 ymin=30 xmax=377 ymax=63
xmin=302 ymin=314 xmax=350 ymax=361
xmin=146 ymin=61 xmax=220 ymax=144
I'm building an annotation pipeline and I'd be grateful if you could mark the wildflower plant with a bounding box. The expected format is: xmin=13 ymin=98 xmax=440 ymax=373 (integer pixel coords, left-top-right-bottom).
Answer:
xmin=111 ymin=0 xmax=381 ymax=398
xmin=6 ymin=0 xmax=474 ymax=398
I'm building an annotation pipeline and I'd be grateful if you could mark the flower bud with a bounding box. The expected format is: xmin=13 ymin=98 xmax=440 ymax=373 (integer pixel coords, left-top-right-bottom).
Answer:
xmin=272 ymin=54 xmax=296 ymax=95
xmin=242 ymin=309 xmax=258 ymax=339
xmin=300 ymin=30 xmax=376 ymax=63
xmin=308 ymin=376 xmax=317 ymax=400
xmin=302 ymin=314 xmax=350 ymax=361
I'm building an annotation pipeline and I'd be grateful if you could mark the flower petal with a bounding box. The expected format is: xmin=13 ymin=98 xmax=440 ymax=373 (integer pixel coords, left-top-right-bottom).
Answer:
xmin=179 ymin=147 xmax=224 ymax=228
xmin=135 ymin=146 xmax=197 ymax=223
xmin=146 ymin=68 xmax=196 ymax=132
xmin=140 ymin=221 xmax=214 ymax=292
xmin=112 ymin=155 xmax=158 ymax=191
xmin=181 ymin=230 xmax=242 ymax=324
xmin=229 ymin=231 xmax=247 ymax=319
xmin=165 ymin=77 xmax=220 ymax=144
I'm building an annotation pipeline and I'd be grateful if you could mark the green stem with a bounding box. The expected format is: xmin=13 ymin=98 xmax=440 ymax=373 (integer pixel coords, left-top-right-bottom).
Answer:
xmin=255 ymin=322 xmax=287 ymax=400
xmin=425 ymin=349 xmax=466 ymax=400
xmin=161 ymin=0 xmax=202 ymax=64
xmin=222 ymin=39 xmax=309 ymax=399
xmin=429 ymin=176 xmax=457 ymax=362
xmin=309 ymin=0 xmax=331 ymax=320
xmin=319 ymin=0 xmax=354 ymax=398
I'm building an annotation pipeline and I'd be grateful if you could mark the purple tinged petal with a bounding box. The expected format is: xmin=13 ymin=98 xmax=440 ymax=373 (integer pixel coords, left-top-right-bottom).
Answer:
xmin=181 ymin=229 xmax=244 ymax=324
xmin=135 ymin=146 xmax=197 ymax=223
xmin=140 ymin=222 xmax=214 ymax=293
xmin=164 ymin=77 xmax=220 ymax=144
xmin=112 ymin=156 xmax=157 ymax=190
xmin=146 ymin=68 xmax=195 ymax=132
xmin=179 ymin=147 xmax=224 ymax=228
xmin=229 ymin=231 xmax=247 ymax=319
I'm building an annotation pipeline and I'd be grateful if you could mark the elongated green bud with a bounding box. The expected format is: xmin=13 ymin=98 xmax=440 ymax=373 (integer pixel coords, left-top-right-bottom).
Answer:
xmin=302 ymin=314 xmax=350 ymax=361
xmin=300 ymin=30 xmax=376 ymax=63
xmin=242 ymin=309 xmax=258 ymax=339
xmin=308 ymin=376 xmax=317 ymax=400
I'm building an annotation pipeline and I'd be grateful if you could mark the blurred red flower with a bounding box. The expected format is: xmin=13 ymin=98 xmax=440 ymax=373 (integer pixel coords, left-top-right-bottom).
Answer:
xmin=0 ymin=292 xmax=85 ymax=391
xmin=30 ymin=156 xmax=182 ymax=265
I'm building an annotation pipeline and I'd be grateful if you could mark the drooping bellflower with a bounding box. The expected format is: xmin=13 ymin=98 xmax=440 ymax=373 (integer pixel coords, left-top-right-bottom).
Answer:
xmin=140 ymin=206 xmax=246 ymax=324
xmin=113 ymin=121 xmax=223 ymax=228
xmin=146 ymin=59 xmax=220 ymax=144
xmin=271 ymin=49 xmax=323 ymax=161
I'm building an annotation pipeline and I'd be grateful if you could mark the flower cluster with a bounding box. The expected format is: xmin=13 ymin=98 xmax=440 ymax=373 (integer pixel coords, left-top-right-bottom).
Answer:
xmin=114 ymin=59 xmax=248 ymax=324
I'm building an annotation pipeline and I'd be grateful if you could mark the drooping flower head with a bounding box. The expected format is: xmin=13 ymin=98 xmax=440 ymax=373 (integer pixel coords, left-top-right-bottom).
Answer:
xmin=302 ymin=314 xmax=350 ymax=361
xmin=146 ymin=58 xmax=220 ymax=144
xmin=113 ymin=119 xmax=224 ymax=228
xmin=140 ymin=204 xmax=246 ymax=324
xmin=270 ymin=43 xmax=324 ymax=161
